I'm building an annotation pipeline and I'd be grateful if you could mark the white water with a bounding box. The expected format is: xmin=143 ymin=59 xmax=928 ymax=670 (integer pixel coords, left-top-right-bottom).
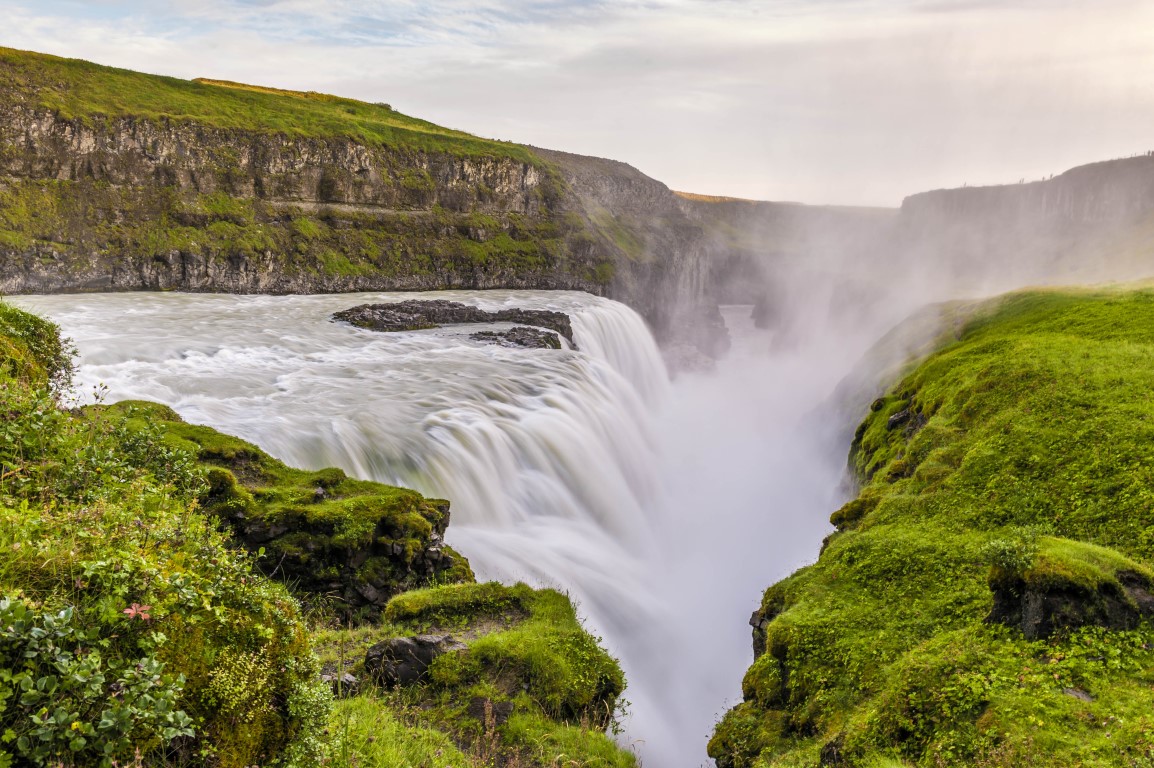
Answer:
xmin=15 ymin=289 xmax=869 ymax=767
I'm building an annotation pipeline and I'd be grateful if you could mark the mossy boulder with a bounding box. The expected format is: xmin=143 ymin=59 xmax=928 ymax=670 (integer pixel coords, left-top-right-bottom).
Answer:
xmin=92 ymin=401 xmax=474 ymax=618
xmin=314 ymin=581 xmax=633 ymax=767
xmin=988 ymin=537 xmax=1154 ymax=638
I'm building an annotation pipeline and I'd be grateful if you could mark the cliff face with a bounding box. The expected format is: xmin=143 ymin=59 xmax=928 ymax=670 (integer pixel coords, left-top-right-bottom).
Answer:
xmin=0 ymin=103 xmax=604 ymax=295
xmin=897 ymin=155 xmax=1154 ymax=287
xmin=534 ymin=148 xmax=729 ymax=354
xmin=0 ymin=47 xmax=734 ymax=357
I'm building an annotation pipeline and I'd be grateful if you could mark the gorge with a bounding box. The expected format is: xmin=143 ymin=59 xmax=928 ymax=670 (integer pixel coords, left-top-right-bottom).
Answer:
xmin=4 ymin=44 xmax=1154 ymax=768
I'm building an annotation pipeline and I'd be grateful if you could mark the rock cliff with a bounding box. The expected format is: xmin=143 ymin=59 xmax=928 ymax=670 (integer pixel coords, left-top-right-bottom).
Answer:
xmin=0 ymin=47 xmax=724 ymax=356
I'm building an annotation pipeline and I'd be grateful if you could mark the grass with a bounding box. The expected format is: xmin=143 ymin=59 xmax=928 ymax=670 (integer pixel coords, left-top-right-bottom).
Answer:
xmin=0 ymin=301 xmax=329 ymax=767
xmin=329 ymin=696 xmax=471 ymax=768
xmin=711 ymin=288 xmax=1154 ymax=767
xmin=0 ymin=47 xmax=539 ymax=163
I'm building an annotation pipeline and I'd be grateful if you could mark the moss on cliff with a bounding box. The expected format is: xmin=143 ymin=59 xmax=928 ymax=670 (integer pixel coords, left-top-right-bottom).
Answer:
xmin=318 ymin=582 xmax=634 ymax=768
xmin=713 ymin=288 xmax=1154 ymax=767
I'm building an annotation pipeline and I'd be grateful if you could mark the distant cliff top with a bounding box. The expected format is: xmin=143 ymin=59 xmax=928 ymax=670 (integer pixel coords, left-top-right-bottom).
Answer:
xmin=0 ymin=46 xmax=538 ymax=162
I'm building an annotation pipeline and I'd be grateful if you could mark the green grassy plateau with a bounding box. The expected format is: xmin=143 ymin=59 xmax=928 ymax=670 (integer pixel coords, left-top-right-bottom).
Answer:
xmin=0 ymin=300 xmax=633 ymax=767
xmin=0 ymin=47 xmax=621 ymax=295
xmin=0 ymin=47 xmax=536 ymax=162
xmin=711 ymin=288 xmax=1154 ymax=767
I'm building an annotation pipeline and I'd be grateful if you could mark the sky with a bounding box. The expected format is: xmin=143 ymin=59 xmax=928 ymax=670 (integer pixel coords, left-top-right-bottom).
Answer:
xmin=2 ymin=0 xmax=1154 ymax=206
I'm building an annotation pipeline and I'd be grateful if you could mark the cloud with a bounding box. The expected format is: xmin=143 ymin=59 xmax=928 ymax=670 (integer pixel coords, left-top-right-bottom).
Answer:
xmin=2 ymin=0 xmax=1153 ymax=205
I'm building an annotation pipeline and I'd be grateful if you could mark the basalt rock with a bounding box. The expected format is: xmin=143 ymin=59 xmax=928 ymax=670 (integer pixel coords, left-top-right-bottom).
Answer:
xmin=364 ymin=634 xmax=467 ymax=688
xmin=470 ymin=326 xmax=562 ymax=349
xmin=466 ymin=697 xmax=516 ymax=727
xmin=988 ymin=568 xmax=1154 ymax=639
xmin=333 ymin=300 xmax=575 ymax=345
xmin=986 ymin=539 xmax=1154 ymax=640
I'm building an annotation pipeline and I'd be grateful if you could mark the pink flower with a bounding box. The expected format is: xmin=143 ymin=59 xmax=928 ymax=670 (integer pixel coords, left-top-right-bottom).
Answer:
xmin=123 ymin=603 xmax=152 ymax=621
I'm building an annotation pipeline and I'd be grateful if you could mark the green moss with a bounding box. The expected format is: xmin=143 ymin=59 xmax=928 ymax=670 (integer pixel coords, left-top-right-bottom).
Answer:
xmin=328 ymin=696 xmax=471 ymax=767
xmin=713 ymin=288 xmax=1154 ymax=767
xmin=1017 ymin=538 xmax=1154 ymax=594
xmin=385 ymin=581 xmax=534 ymax=628
xmin=500 ymin=711 xmax=636 ymax=768
xmin=590 ymin=209 xmax=645 ymax=261
xmin=0 ymin=300 xmax=73 ymax=388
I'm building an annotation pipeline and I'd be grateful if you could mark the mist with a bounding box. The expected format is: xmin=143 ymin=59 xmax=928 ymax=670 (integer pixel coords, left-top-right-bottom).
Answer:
xmin=606 ymin=148 xmax=1154 ymax=764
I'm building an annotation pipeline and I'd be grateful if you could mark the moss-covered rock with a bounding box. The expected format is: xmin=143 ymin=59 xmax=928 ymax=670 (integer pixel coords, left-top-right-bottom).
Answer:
xmin=90 ymin=401 xmax=474 ymax=619
xmin=988 ymin=537 xmax=1154 ymax=639
xmin=316 ymin=581 xmax=634 ymax=767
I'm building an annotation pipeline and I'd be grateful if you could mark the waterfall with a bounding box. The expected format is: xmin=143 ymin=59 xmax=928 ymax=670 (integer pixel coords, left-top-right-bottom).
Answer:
xmin=15 ymin=289 xmax=677 ymax=752
xmin=18 ymin=288 xmax=876 ymax=767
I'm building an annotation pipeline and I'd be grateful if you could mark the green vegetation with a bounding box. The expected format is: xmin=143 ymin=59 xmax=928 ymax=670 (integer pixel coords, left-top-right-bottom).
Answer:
xmin=328 ymin=696 xmax=471 ymax=768
xmin=0 ymin=47 xmax=537 ymax=162
xmin=711 ymin=288 xmax=1154 ymax=767
xmin=0 ymin=301 xmax=328 ymax=767
xmin=88 ymin=401 xmax=473 ymax=620
xmin=0 ymin=299 xmax=633 ymax=766
xmin=319 ymin=581 xmax=634 ymax=767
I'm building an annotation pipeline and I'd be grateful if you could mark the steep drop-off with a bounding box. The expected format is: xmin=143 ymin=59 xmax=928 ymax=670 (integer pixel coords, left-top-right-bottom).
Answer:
xmin=711 ymin=288 xmax=1154 ymax=767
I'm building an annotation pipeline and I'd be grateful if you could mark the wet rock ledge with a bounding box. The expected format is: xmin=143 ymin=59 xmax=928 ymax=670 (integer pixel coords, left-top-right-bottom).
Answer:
xmin=333 ymin=300 xmax=575 ymax=348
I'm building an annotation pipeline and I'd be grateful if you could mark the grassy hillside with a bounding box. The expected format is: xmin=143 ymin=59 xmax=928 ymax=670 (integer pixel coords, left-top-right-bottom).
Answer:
xmin=0 ymin=47 xmax=536 ymax=162
xmin=711 ymin=288 xmax=1154 ymax=767
xmin=0 ymin=300 xmax=633 ymax=767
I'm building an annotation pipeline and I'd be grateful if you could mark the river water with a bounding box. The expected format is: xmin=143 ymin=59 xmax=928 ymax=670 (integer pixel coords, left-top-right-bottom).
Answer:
xmin=14 ymin=290 xmax=862 ymax=767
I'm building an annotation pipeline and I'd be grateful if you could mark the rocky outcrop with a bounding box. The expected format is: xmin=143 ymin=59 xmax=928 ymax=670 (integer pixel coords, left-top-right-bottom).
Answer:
xmin=470 ymin=327 xmax=562 ymax=349
xmin=333 ymin=299 xmax=574 ymax=344
xmin=364 ymin=634 xmax=467 ymax=687
xmin=99 ymin=400 xmax=474 ymax=619
xmin=533 ymin=148 xmax=727 ymax=351
xmin=986 ymin=538 xmax=1154 ymax=639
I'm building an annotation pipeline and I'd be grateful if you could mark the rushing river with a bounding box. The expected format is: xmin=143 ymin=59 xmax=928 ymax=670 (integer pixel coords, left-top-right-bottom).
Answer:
xmin=15 ymin=289 xmax=863 ymax=767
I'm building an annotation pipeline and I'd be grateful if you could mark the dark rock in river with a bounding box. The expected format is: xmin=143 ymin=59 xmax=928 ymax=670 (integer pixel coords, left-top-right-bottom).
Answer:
xmin=334 ymin=300 xmax=575 ymax=346
xmin=471 ymin=326 xmax=563 ymax=349
xmin=364 ymin=634 xmax=467 ymax=688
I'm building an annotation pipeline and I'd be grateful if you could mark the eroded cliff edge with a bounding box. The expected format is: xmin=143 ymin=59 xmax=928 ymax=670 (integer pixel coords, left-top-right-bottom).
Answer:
xmin=710 ymin=288 xmax=1154 ymax=767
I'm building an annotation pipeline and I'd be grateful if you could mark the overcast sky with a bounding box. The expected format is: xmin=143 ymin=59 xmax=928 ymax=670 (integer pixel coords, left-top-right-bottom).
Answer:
xmin=2 ymin=0 xmax=1153 ymax=205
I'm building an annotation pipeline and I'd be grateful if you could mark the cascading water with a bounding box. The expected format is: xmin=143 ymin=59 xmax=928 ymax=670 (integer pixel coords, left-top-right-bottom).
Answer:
xmin=14 ymin=288 xmax=887 ymax=766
